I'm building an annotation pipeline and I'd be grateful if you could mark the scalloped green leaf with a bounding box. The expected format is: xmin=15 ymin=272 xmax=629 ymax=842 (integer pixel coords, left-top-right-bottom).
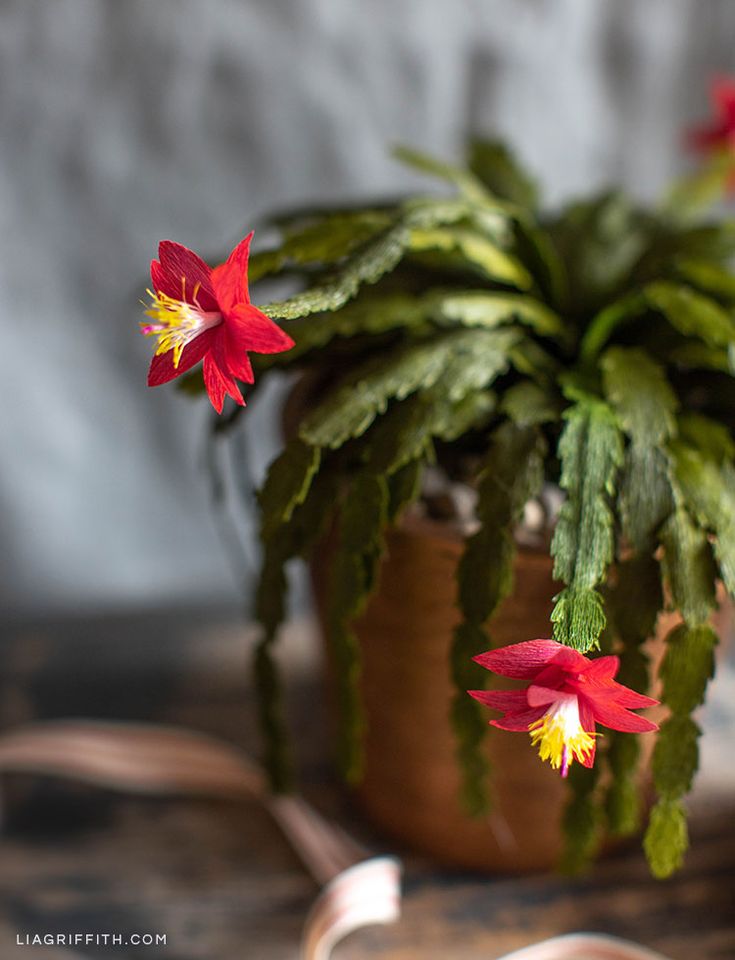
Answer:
xmin=276 ymin=289 xmax=565 ymax=368
xmin=675 ymin=257 xmax=735 ymax=301
xmin=669 ymin=440 xmax=735 ymax=597
xmin=652 ymin=715 xmax=701 ymax=798
xmin=299 ymin=327 xmax=520 ymax=449
xmin=258 ymin=440 xmax=321 ymax=540
xmin=409 ymin=227 xmax=533 ymax=289
xmin=550 ymin=398 xmax=623 ymax=650
xmin=467 ymin=138 xmax=539 ymax=209
xmin=644 ymin=798 xmax=688 ymax=879
xmin=601 ymin=346 xmax=678 ymax=446
xmin=645 ymin=281 xmax=735 ymax=349
xmin=501 ymin=380 xmax=561 ymax=426
xmin=659 ymin=623 xmax=717 ymax=715
xmin=249 ymin=210 xmax=393 ymax=283
xmin=660 ymin=508 xmax=717 ymax=627
xmin=262 ymin=197 xmax=507 ymax=321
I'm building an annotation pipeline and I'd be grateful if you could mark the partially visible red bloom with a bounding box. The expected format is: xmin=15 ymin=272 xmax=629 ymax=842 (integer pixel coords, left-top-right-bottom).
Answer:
xmin=687 ymin=75 xmax=735 ymax=154
xmin=141 ymin=233 xmax=294 ymax=413
xmin=469 ymin=639 xmax=658 ymax=777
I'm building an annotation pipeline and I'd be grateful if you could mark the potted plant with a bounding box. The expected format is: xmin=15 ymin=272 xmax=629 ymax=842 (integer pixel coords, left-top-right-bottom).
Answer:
xmin=140 ymin=80 xmax=735 ymax=877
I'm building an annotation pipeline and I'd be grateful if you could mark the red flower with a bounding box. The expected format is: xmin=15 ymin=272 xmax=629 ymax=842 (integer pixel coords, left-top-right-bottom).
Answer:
xmin=469 ymin=640 xmax=658 ymax=777
xmin=687 ymin=75 xmax=735 ymax=154
xmin=141 ymin=233 xmax=294 ymax=413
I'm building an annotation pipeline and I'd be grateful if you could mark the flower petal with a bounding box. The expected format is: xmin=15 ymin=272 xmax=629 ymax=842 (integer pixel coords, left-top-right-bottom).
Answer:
xmin=227 ymin=304 xmax=295 ymax=354
xmin=473 ymin=640 xmax=566 ymax=679
xmin=581 ymin=655 xmax=619 ymax=681
xmin=526 ymin=684 xmax=564 ymax=708
xmin=468 ymin=689 xmax=529 ymax=711
xmin=210 ymin=326 xmax=253 ymax=392
xmin=549 ymin=645 xmax=590 ymax=672
xmin=582 ymin=695 xmax=658 ymax=733
xmin=577 ymin=697 xmax=597 ymax=767
xmin=203 ymin=353 xmax=244 ymax=413
xmin=530 ymin=664 xmax=566 ymax=689
xmin=147 ymin=329 xmax=215 ymax=386
xmin=155 ymin=241 xmax=217 ymax=309
xmin=222 ymin=339 xmax=254 ymax=384
xmin=712 ymin=74 xmax=735 ymax=122
xmin=210 ymin=232 xmax=253 ymax=313
xmin=489 ymin=706 xmax=546 ymax=732
xmin=608 ymin=682 xmax=659 ymax=710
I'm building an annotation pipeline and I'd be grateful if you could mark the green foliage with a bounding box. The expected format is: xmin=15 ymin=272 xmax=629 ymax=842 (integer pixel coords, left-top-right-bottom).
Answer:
xmin=560 ymin=764 xmax=603 ymax=874
xmin=549 ymin=193 xmax=648 ymax=317
xmin=450 ymin=622 xmax=494 ymax=817
xmin=601 ymin=346 xmax=678 ymax=552
xmin=253 ymin=538 xmax=292 ymax=793
xmin=326 ymin=474 xmax=389 ymax=781
xmin=662 ymin=150 xmax=735 ymax=223
xmin=675 ymin=256 xmax=735 ymax=301
xmin=451 ymin=422 xmax=546 ymax=813
xmin=206 ymin=141 xmax=735 ymax=877
xmin=645 ymin=281 xmax=735 ymax=350
xmin=652 ymin=714 xmax=701 ymax=797
xmin=644 ymin=799 xmax=689 ymax=879
xmin=669 ymin=440 xmax=735 ymax=596
xmin=261 ymin=197 xmax=508 ymax=321
xmin=601 ymin=347 xmax=678 ymax=445
xmin=258 ymin=440 xmax=321 ymax=540
xmin=605 ymin=733 xmax=643 ymax=836
xmin=249 ymin=210 xmax=394 ymax=283
xmin=645 ymin=622 xmax=718 ymax=877
xmin=393 ymin=144 xmax=493 ymax=204
xmin=678 ymin=412 xmax=735 ymax=463
xmin=658 ymin=624 xmax=717 ymax=714
xmin=551 ymin=397 xmax=623 ymax=651
xmin=500 ymin=380 xmax=561 ymax=426
xmin=659 ymin=509 xmax=717 ymax=627
xmin=274 ymin=289 xmax=564 ymax=368
xmin=599 ymin=556 xmax=661 ymax=839
xmin=386 ymin=458 xmax=423 ymax=523
xmin=252 ymin=467 xmax=341 ymax=791
xmin=298 ymin=327 xmax=520 ymax=449
xmin=467 ymin=138 xmax=539 ymax=210
xmin=409 ymin=226 xmax=533 ymax=289
xmin=618 ymin=446 xmax=674 ymax=553
xmin=579 ymin=294 xmax=647 ymax=363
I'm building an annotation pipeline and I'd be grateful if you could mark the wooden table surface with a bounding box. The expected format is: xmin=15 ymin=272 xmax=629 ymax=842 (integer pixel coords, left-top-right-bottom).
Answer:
xmin=0 ymin=609 xmax=733 ymax=960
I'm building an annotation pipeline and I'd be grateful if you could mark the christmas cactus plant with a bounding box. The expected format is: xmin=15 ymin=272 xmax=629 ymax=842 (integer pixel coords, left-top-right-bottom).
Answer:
xmin=142 ymin=80 xmax=735 ymax=877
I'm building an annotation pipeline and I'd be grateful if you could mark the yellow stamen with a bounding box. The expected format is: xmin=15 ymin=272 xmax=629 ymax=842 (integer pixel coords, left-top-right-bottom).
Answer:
xmin=528 ymin=697 xmax=596 ymax=775
xmin=141 ymin=288 xmax=220 ymax=368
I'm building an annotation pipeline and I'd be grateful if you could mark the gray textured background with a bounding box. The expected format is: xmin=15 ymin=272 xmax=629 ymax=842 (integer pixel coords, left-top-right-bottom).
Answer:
xmin=2 ymin=0 xmax=735 ymax=616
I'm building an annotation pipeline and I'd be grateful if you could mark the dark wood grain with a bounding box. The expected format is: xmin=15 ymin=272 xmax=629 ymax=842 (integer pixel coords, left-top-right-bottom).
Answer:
xmin=0 ymin=610 xmax=733 ymax=960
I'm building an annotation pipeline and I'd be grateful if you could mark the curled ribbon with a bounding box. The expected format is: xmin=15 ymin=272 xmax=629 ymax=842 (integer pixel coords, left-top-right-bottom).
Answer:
xmin=0 ymin=720 xmax=400 ymax=959
xmin=0 ymin=721 xmax=672 ymax=960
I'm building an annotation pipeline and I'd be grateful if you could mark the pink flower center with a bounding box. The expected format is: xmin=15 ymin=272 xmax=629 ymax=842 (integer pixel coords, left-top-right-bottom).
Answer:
xmin=141 ymin=285 xmax=222 ymax=367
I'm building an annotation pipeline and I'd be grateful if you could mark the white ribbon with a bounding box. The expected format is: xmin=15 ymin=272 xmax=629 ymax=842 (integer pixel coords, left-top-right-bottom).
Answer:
xmin=0 ymin=720 xmax=400 ymax=959
xmin=496 ymin=934 xmax=672 ymax=960
xmin=0 ymin=721 xmax=672 ymax=960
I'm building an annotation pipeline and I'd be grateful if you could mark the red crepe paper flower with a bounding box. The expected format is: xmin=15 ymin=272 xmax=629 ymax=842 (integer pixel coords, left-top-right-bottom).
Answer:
xmin=141 ymin=232 xmax=294 ymax=413
xmin=687 ymin=75 xmax=735 ymax=155
xmin=469 ymin=640 xmax=658 ymax=777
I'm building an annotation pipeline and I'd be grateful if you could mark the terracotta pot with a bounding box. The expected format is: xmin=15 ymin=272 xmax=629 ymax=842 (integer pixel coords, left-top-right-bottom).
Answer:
xmin=311 ymin=512 xmax=669 ymax=873
xmin=285 ymin=377 xmax=668 ymax=872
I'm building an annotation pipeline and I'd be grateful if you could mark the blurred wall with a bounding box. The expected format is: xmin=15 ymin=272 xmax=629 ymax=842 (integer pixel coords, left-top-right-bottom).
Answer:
xmin=2 ymin=0 xmax=735 ymax=616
